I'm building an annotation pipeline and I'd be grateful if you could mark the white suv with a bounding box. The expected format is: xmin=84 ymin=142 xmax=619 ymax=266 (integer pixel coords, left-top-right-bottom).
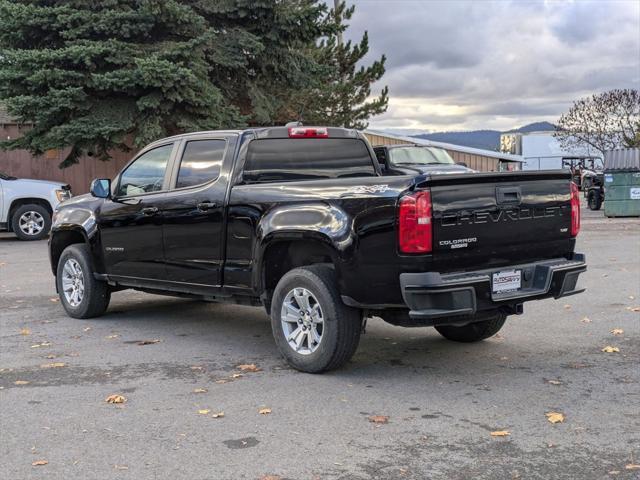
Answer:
xmin=0 ymin=172 xmax=72 ymax=240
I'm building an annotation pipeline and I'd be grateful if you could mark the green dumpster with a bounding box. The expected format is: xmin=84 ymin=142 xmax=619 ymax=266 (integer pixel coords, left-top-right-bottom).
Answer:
xmin=603 ymin=149 xmax=640 ymax=217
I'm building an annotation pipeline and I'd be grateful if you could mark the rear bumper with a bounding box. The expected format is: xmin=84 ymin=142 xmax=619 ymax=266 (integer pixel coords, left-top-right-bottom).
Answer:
xmin=400 ymin=254 xmax=586 ymax=321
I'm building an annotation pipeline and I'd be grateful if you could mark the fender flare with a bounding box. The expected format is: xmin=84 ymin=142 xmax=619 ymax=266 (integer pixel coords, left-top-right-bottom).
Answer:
xmin=251 ymin=203 xmax=356 ymax=293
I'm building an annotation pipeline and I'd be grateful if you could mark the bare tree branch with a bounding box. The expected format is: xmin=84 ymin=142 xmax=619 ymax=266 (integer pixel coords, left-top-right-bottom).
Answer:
xmin=554 ymin=89 xmax=640 ymax=155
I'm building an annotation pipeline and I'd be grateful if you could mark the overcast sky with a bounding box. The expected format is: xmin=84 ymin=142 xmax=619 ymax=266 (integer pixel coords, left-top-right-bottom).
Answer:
xmin=346 ymin=0 xmax=640 ymax=133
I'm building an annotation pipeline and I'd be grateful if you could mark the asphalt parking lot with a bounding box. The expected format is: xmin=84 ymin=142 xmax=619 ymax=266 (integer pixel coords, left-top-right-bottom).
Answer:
xmin=1 ymin=203 xmax=639 ymax=480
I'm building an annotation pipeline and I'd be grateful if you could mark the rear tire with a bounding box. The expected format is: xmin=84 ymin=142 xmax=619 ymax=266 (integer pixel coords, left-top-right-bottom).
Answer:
xmin=56 ymin=244 xmax=111 ymax=319
xmin=11 ymin=204 xmax=51 ymax=241
xmin=270 ymin=265 xmax=361 ymax=373
xmin=435 ymin=311 xmax=506 ymax=343
xmin=587 ymin=190 xmax=602 ymax=210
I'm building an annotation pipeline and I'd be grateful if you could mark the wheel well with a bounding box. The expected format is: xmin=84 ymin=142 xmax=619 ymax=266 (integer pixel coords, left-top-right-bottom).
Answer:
xmin=8 ymin=198 xmax=53 ymax=231
xmin=262 ymin=240 xmax=336 ymax=302
xmin=50 ymin=230 xmax=86 ymax=275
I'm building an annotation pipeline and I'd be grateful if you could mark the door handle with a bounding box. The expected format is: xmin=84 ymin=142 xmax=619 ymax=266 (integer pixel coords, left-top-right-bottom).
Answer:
xmin=496 ymin=187 xmax=521 ymax=205
xmin=197 ymin=201 xmax=217 ymax=211
xmin=141 ymin=206 xmax=159 ymax=216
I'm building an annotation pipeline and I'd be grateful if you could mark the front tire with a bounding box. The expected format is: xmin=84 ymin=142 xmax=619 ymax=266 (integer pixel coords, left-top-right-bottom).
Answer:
xmin=270 ymin=265 xmax=361 ymax=373
xmin=435 ymin=311 xmax=506 ymax=343
xmin=11 ymin=204 xmax=51 ymax=241
xmin=56 ymin=244 xmax=110 ymax=319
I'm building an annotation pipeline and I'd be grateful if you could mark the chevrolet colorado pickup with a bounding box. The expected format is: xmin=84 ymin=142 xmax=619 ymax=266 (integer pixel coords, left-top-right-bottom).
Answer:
xmin=49 ymin=126 xmax=586 ymax=372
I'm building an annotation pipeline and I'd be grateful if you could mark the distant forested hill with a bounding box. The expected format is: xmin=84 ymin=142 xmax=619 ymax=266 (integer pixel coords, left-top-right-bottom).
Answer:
xmin=411 ymin=121 xmax=556 ymax=150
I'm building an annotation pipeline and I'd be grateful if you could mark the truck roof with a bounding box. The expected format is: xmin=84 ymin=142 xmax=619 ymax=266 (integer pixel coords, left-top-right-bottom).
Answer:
xmin=158 ymin=126 xmax=362 ymax=143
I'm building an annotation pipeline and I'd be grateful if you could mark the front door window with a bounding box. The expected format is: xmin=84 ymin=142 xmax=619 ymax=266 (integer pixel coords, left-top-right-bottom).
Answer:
xmin=117 ymin=144 xmax=173 ymax=197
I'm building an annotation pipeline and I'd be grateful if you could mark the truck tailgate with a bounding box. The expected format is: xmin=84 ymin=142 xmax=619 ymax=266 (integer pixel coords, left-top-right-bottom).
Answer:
xmin=427 ymin=171 xmax=575 ymax=270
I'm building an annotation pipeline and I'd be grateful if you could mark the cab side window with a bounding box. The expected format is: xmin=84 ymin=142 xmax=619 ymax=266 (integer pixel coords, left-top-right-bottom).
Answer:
xmin=175 ymin=140 xmax=226 ymax=189
xmin=117 ymin=144 xmax=173 ymax=197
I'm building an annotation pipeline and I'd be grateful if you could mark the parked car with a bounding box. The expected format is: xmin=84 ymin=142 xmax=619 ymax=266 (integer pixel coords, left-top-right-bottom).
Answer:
xmin=374 ymin=144 xmax=474 ymax=175
xmin=48 ymin=126 xmax=586 ymax=372
xmin=0 ymin=172 xmax=72 ymax=240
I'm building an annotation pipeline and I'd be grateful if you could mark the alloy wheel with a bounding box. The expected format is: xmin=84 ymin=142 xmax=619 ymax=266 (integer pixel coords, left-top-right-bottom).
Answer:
xmin=61 ymin=258 xmax=85 ymax=307
xmin=18 ymin=211 xmax=45 ymax=236
xmin=280 ymin=287 xmax=324 ymax=355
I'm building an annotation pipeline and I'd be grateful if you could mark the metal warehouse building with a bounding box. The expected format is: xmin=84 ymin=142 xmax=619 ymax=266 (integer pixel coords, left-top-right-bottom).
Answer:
xmin=365 ymin=130 xmax=524 ymax=172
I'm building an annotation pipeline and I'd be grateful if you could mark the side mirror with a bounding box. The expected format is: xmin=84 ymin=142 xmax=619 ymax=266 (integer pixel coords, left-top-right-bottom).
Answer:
xmin=456 ymin=162 xmax=468 ymax=167
xmin=90 ymin=178 xmax=111 ymax=199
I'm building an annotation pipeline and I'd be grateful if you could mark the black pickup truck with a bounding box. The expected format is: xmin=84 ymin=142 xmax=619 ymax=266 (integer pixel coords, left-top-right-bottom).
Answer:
xmin=49 ymin=126 xmax=586 ymax=372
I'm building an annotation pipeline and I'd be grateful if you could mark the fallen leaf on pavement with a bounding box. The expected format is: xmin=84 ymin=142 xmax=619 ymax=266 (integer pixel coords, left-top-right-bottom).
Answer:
xmin=114 ymin=465 xmax=128 ymax=470
xmin=32 ymin=460 xmax=48 ymax=466
xmin=602 ymin=346 xmax=620 ymax=353
xmin=237 ymin=364 xmax=260 ymax=372
xmin=83 ymin=327 xmax=91 ymax=332
xmin=211 ymin=411 xmax=225 ymax=418
xmin=259 ymin=476 xmax=281 ymax=480
xmin=49 ymin=298 xmax=59 ymax=302
xmin=193 ymin=388 xmax=207 ymax=393
xmin=610 ymin=328 xmax=624 ymax=336
xmin=214 ymin=379 xmax=228 ymax=384
xmin=137 ymin=339 xmax=161 ymax=345
xmin=231 ymin=373 xmax=243 ymax=378
xmin=628 ymin=306 xmax=640 ymax=312
xmin=14 ymin=380 xmax=29 ymax=385
xmin=581 ymin=317 xmax=591 ymax=323
xmin=105 ymin=394 xmax=126 ymax=404
xmin=490 ymin=430 xmax=510 ymax=437
xmin=625 ymin=464 xmax=640 ymax=470
xmin=20 ymin=328 xmax=31 ymax=335
xmin=190 ymin=365 xmax=203 ymax=371
xmin=259 ymin=407 xmax=272 ymax=415
xmin=106 ymin=335 xmax=119 ymax=339
xmin=548 ymin=380 xmax=562 ymax=385
xmin=30 ymin=342 xmax=51 ymax=348
xmin=198 ymin=409 xmax=211 ymax=415
xmin=40 ymin=362 xmax=65 ymax=368
xmin=545 ymin=412 xmax=565 ymax=424
xmin=563 ymin=304 xmax=571 ymax=309
xmin=368 ymin=415 xmax=389 ymax=424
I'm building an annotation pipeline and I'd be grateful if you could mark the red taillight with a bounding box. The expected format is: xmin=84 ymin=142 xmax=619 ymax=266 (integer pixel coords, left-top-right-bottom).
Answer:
xmin=570 ymin=181 xmax=580 ymax=237
xmin=398 ymin=190 xmax=432 ymax=254
xmin=288 ymin=127 xmax=328 ymax=138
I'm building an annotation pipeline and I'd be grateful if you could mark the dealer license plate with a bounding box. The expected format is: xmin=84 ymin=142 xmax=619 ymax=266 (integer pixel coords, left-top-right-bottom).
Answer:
xmin=492 ymin=269 xmax=521 ymax=294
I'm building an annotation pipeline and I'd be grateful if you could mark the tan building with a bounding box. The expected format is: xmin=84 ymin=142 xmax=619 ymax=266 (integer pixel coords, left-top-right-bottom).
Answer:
xmin=364 ymin=129 xmax=524 ymax=172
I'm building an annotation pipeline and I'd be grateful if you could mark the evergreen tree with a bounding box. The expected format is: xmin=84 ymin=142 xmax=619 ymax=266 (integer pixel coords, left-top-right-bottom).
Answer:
xmin=185 ymin=0 xmax=333 ymax=126
xmin=282 ymin=1 xmax=389 ymax=129
xmin=0 ymin=1 xmax=388 ymax=167
xmin=0 ymin=0 xmax=240 ymax=166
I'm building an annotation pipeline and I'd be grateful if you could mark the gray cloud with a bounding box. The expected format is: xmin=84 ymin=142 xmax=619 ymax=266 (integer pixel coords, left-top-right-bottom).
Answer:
xmin=345 ymin=0 xmax=640 ymax=131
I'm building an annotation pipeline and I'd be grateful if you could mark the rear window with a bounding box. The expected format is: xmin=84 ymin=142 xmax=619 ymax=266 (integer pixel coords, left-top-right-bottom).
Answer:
xmin=243 ymin=138 xmax=376 ymax=184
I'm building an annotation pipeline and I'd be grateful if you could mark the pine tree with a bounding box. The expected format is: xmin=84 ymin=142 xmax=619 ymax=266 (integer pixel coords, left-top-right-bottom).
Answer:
xmin=185 ymin=0 xmax=333 ymax=126
xmin=0 ymin=1 xmax=388 ymax=167
xmin=0 ymin=0 xmax=243 ymax=166
xmin=282 ymin=1 xmax=389 ymax=129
